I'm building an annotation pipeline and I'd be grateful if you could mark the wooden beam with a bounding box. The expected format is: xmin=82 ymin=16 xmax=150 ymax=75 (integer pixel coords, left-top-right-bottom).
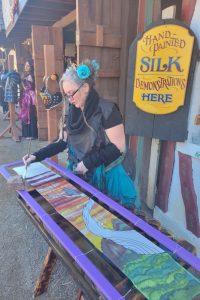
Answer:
xmin=22 ymin=10 xmax=65 ymax=19
xmin=118 ymin=0 xmax=139 ymax=116
xmin=146 ymin=139 xmax=160 ymax=209
xmin=145 ymin=0 xmax=154 ymax=29
xmin=76 ymin=31 xmax=121 ymax=49
xmin=27 ymin=4 xmax=72 ymax=12
xmin=156 ymin=141 xmax=175 ymax=212
xmin=27 ymin=1 xmax=74 ymax=11
xmin=98 ymin=69 xmax=120 ymax=78
xmin=147 ymin=0 xmax=169 ymax=209
xmin=21 ymin=16 xmax=58 ymax=22
xmin=44 ymin=44 xmax=60 ymax=161
xmin=96 ymin=25 xmax=104 ymax=47
xmin=33 ymin=247 xmax=57 ymax=297
xmin=152 ymin=0 xmax=161 ymax=21
xmin=53 ymin=9 xmax=76 ymax=28
xmin=0 ymin=104 xmax=21 ymax=142
xmin=178 ymin=152 xmax=200 ymax=237
xmin=137 ymin=0 xmax=146 ymax=33
xmin=181 ymin=0 xmax=197 ymax=24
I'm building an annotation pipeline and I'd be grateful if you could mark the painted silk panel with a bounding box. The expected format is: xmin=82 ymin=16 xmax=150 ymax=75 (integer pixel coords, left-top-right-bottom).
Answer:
xmin=13 ymin=163 xmax=200 ymax=300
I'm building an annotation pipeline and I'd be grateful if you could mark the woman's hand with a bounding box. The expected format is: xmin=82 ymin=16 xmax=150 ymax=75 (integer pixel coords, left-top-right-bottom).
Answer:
xmin=23 ymin=154 xmax=36 ymax=167
xmin=73 ymin=161 xmax=88 ymax=174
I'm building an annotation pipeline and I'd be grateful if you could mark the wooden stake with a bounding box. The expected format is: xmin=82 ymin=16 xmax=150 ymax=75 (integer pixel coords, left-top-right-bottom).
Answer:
xmin=33 ymin=247 xmax=57 ymax=297
xmin=0 ymin=103 xmax=21 ymax=142
xmin=2 ymin=110 xmax=19 ymax=121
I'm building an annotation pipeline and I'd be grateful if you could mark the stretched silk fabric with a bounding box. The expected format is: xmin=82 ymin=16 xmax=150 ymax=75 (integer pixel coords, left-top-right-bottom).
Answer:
xmin=13 ymin=163 xmax=200 ymax=300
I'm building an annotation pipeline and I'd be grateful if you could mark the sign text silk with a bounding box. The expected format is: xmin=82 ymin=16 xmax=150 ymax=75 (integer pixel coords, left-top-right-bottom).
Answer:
xmin=133 ymin=24 xmax=194 ymax=114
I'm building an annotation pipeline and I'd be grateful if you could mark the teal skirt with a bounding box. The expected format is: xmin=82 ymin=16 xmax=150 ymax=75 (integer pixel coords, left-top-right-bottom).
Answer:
xmin=67 ymin=159 xmax=141 ymax=210
xmin=90 ymin=164 xmax=140 ymax=209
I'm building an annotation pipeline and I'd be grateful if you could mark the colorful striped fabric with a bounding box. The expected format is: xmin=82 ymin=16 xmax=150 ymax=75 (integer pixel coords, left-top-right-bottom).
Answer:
xmin=14 ymin=163 xmax=200 ymax=299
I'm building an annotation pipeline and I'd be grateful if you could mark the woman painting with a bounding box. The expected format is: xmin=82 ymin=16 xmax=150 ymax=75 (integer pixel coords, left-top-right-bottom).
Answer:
xmin=23 ymin=59 xmax=140 ymax=210
xmin=20 ymin=60 xmax=38 ymax=139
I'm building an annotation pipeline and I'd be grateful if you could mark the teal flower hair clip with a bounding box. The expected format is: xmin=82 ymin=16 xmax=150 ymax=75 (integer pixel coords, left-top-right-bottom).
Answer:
xmin=77 ymin=64 xmax=91 ymax=80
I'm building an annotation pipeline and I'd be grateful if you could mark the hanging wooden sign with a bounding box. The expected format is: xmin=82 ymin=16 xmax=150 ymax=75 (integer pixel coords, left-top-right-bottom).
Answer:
xmin=125 ymin=20 xmax=198 ymax=141
xmin=133 ymin=23 xmax=194 ymax=115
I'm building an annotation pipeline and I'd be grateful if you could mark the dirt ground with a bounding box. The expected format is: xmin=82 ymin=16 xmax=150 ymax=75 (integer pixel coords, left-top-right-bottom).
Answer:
xmin=0 ymin=109 xmax=78 ymax=300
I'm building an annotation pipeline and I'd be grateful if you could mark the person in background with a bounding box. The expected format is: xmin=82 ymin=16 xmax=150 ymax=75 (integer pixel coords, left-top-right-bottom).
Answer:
xmin=0 ymin=64 xmax=8 ymax=114
xmin=23 ymin=59 xmax=140 ymax=210
xmin=20 ymin=60 xmax=38 ymax=139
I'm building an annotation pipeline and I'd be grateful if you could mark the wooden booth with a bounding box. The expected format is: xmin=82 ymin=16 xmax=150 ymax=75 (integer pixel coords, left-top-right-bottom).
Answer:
xmin=3 ymin=0 xmax=139 ymax=142
xmin=1 ymin=158 xmax=200 ymax=300
xmin=28 ymin=0 xmax=200 ymax=220
xmin=30 ymin=0 xmax=139 ymax=141
xmin=2 ymin=0 xmax=199 ymax=231
xmin=1 ymin=0 xmax=200 ymax=298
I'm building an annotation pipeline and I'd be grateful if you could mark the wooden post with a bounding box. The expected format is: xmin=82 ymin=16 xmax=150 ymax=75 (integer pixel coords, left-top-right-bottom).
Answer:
xmin=2 ymin=110 xmax=19 ymax=121
xmin=0 ymin=54 xmax=21 ymax=141
xmin=8 ymin=54 xmax=14 ymax=70
xmin=8 ymin=54 xmax=20 ymax=142
xmin=33 ymin=247 xmax=57 ymax=297
xmin=32 ymin=26 xmax=63 ymax=140
xmin=144 ymin=0 xmax=161 ymax=209
xmin=43 ymin=45 xmax=59 ymax=162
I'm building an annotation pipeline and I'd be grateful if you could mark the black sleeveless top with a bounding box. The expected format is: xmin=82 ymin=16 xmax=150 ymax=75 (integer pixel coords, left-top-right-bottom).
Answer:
xmin=33 ymin=88 xmax=122 ymax=164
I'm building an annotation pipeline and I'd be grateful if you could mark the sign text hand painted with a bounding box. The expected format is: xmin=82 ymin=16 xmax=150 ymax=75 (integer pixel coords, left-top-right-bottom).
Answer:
xmin=133 ymin=24 xmax=194 ymax=114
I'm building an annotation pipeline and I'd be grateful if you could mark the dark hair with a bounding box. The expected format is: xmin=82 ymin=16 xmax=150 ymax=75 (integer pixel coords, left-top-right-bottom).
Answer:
xmin=24 ymin=59 xmax=34 ymax=74
xmin=23 ymin=59 xmax=35 ymax=86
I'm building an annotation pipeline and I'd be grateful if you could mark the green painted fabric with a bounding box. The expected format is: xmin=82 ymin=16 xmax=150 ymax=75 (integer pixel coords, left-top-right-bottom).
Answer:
xmin=14 ymin=162 xmax=200 ymax=300
xmin=123 ymin=253 xmax=200 ymax=300
xmin=64 ymin=158 xmax=200 ymax=299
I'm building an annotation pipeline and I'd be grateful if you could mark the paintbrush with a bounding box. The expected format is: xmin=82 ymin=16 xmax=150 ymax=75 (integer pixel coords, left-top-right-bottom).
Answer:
xmin=22 ymin=138 xmax=32 ymax=185
xmin=7 ymin=138 xmax=32 ymax=190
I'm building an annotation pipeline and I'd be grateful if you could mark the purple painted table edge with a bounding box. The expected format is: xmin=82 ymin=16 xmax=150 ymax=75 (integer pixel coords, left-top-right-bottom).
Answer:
xmin=1 ymin=158 xmax=200 ymax=276
xmin=20 ymin=190 xmax=124 ymax=300
xmin=45 ymin=158 xmax=200 ymax=273
xmin=0 ymin=160 xmax=124 ymax=300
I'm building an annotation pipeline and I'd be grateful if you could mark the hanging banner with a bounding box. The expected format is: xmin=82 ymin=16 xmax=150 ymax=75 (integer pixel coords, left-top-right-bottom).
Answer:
xmin=1 ymin=0 xmax=27 ymax=33
xmin=133 ymin=24 xmax=194 ymax=115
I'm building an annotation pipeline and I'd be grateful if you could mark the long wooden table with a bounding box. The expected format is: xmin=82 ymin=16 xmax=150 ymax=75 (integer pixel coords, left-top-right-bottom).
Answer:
xmin=1 ymin=159 xmax=200 ymax=300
